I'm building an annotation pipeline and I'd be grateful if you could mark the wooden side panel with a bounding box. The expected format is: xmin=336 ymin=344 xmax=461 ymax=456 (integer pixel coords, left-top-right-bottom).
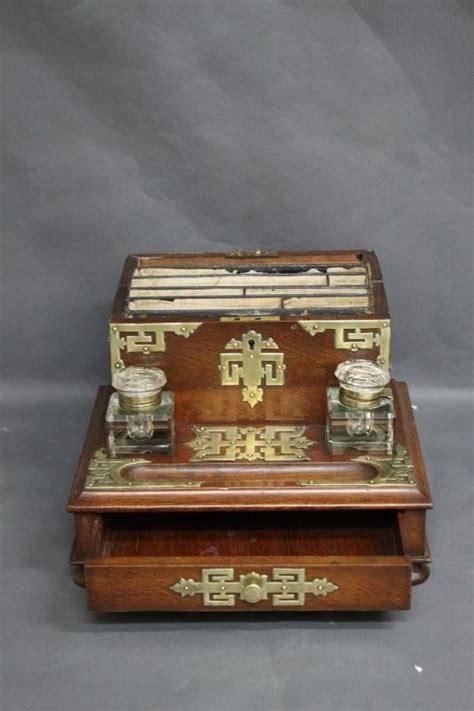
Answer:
xmin=85 ymin=555 xmax=411 ymax=612
xmin=70 ymin=514 xmax=105 ymax=563
xmin=397 ymin=510 xmax=429 ymax=559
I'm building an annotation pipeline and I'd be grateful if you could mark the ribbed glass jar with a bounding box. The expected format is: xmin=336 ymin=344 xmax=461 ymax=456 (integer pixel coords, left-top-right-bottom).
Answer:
xmin=106 ymin=366 xmax=174 ymax=455
xmin=326 ymin=360 xmax=394 ymax=455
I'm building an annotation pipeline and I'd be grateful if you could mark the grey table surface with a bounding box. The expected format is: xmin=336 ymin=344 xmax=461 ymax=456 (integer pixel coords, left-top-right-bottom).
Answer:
xmin=1 ymin=1 xmax=473 ymax=710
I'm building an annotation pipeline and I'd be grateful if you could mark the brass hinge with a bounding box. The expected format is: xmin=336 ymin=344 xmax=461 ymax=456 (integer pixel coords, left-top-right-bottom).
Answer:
xmin=225 ymin=248 xmax=278 ymax=258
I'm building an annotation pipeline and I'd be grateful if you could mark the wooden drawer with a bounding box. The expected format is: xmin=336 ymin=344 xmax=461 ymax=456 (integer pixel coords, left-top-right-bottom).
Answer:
xmin=83 ymin=511 xmax=412 ymax=612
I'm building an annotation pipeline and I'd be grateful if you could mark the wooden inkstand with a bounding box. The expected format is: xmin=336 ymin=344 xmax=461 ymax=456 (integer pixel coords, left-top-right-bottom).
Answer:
xmin=67 ymin=250 xmax=431 ymax=612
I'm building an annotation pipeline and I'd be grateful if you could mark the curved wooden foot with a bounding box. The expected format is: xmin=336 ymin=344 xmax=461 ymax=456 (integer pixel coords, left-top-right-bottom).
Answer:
xmin=411 ymin=563 xmax=430 ymax=585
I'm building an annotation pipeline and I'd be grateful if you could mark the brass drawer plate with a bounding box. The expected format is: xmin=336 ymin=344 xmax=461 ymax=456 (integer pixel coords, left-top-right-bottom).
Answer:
xmin=170 ymin=568 xmax=338 ymax=607
xmin=84 ymin=556 xmax=412 ymax=612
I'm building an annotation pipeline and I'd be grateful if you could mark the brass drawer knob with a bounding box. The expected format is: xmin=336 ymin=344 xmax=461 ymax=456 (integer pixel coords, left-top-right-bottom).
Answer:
xmin=240 ymin=573 xmax=266 ymax=603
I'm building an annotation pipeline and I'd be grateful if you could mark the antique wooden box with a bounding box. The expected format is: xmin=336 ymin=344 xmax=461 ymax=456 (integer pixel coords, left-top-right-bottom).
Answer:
xmin=68 ymin=250 xmax=431 ymax=612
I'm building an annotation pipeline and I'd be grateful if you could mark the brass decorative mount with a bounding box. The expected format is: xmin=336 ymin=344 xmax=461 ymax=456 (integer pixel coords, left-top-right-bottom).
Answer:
xmin=298 ymin=319 xmax=391 ymax=368
xmin=187 ymin=424 xmax=314 ymax=462
xmin=218 ymin=329 xmax=286 ymax=407
xmin=297 ymin=444 xmax=416 ymax=487
xmin=170 ymin=568 xmax=338 ymax=607
xmin=85 ymin=449 xmax=203 ymax=490
xmin=109 ymin=322 xmax=202 ymax=371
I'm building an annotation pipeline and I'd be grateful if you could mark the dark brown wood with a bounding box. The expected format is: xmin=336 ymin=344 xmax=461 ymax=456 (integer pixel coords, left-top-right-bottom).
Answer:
xmin=397 ymin=510 xmax=430 ymax=560
xmin=67 ymin=381 xmax=432 ymax=513
xmin=109 ymin=324 xmax=385 ymax=423
xmin=67 ymin=250 xmax=432 ymax=612
xmin=100 ymin=510 xmax=402 ymax=555
xmin=85 ymin=509 xmax=411 ymax=613
xmin=69 ymin=514 xmax=105 ymax=564
xmin=109 ymin=251 xmax=389 ymax=426
xmin=86 ymin=557 xmax=411 ymax=612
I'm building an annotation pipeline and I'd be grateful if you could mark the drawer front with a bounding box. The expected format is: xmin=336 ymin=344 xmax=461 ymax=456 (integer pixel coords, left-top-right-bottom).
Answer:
xmin=85 ymin=555 xmax=411 ymax=612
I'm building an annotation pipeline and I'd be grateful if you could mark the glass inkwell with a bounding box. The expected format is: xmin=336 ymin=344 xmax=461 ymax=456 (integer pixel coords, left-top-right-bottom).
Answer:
xmin=106 ymin=366 xmax=174 ymax=455
xmin=326 ymin=359 xmax=395 ymax=455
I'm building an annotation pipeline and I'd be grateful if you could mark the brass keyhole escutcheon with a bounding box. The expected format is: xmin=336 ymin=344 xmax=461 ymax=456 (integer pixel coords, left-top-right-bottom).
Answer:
xmin=219 ymin=330 xmax=286 ymax=407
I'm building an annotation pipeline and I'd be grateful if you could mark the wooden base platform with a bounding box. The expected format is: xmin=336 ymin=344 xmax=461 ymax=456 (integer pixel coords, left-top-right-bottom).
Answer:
xmin=67 ymin=382 xmax=431 ymax=612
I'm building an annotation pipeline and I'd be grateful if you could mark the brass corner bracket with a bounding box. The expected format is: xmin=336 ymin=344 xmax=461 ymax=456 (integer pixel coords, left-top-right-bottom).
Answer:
xmin=109 ymin=322 xmax=202 ymax=371
xmin=297 ymin=444 xmax=416 ymax=488
xmin=85 ymin=448 xmax=203 ymax=490
xmin=298 ymin=319 xmax=390 ymax=368
xmin=353 ymin=444 xmax=416 ymax=486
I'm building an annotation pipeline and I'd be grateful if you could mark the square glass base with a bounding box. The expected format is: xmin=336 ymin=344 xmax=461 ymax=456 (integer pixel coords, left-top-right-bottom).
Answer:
xmin=105 ymin=391 xmax=174 ymax=456
xmin=326 ymin=386 xmax=395 ymax=455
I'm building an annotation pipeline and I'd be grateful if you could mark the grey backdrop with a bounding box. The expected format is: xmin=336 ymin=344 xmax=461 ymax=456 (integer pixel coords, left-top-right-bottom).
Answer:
xmin=1 ymin=2 xmax=473 ymax=711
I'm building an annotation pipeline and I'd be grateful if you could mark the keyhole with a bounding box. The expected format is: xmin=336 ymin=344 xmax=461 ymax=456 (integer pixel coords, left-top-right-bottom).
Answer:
xmin=248 ymin=338 xmax=255 ymax=350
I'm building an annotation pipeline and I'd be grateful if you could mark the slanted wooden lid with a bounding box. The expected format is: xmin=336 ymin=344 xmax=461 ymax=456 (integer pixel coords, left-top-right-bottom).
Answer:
xmin=110 ymin=250 xmax=388 ymax=322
